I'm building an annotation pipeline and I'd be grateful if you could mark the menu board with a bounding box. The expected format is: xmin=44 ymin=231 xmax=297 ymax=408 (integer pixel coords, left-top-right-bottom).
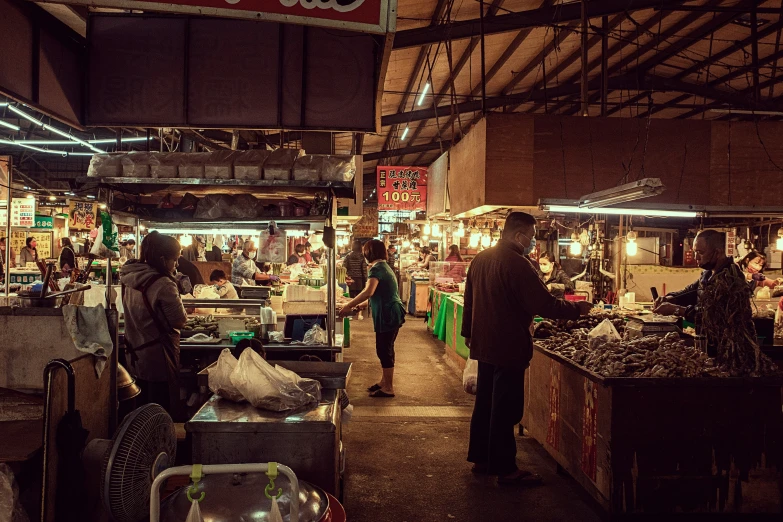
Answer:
xmin=10 ymin=230 xmax=52 ymax=260
xmin=377 ymin=166 xmax=428 ymax=211
xmin=69 ymin=201 xmax=98 ymax=230
xmin=11 ymin=198 xmax=35 ymax=227
xmin=352 ymin=204 xmax=379 ymax=238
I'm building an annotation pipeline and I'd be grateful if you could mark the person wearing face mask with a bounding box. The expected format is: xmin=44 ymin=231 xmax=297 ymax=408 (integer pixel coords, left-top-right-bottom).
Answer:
xmin=654 ymin=230 xmax=757 ymax=358
xmin=120 ymin=231 xmax=188 ymax=417
xmin=738 ymin=251 xmax=782 ymax=292
xmin=461 ymin=212 xmax=592 ymax=486
xmin=537 ymin=251 xmax=574 ymax=298
xmin=232 ymin=240 xmax=278 ymax=286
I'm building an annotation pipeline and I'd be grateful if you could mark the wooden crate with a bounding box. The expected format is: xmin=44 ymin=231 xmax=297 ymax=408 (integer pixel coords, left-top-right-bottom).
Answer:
xmin=522 ymin=345 xmax=783 ymax=516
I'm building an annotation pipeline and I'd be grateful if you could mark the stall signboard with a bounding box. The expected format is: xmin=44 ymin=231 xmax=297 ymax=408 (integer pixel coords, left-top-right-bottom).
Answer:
xmin=377 ymin=166 xmax=428 ymax=212
xmin=34 ymin=215 xmax=54 ymax=229
xmin=352 ymin=204 xmax=379 ymax=238
xmin=41 ymin=0 xmax=394 ymax=34
xmin=68 ymin=201 xmax=98 ymax=231
xmin=11 ymin=198 xmax=35 ymax=228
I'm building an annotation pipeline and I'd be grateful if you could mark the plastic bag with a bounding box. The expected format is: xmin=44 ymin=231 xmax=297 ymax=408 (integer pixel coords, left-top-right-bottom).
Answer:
xmin=194 ymin=194 xmax=235 ymax=219
xmin=269 ymin=496 xmax=283 ymax=522
xmin=86 ymin=153 xmax=122 ymax=178
xmin=463 ymin=359 xmax=478 ymax=395
xmin=321 ymin=155 xmax=356 ymax=182
xmin=209 ymin=349 xmax=245 ymax=402
xmin=205 ymin=150 xmax=239 ymax=180
xmin=90 ymin=213 xmax=120 ymax=259
xmin=292 ymin=155 xmax=322 ymax=181
xmin=302 ymin=323 xmax=328 ymax=345
xmin=275 ymin=364 xmax=322 ymax=400
xmin=234 ymin=150 xmax=271 ymax=180
xmin=194 ymin=285 xmax=220 ymax=300
xmin=231 ymin=194 xmax=262 ymax=218
xmin=757 ymin=286 xmax=772 ymax=300
xmin=230 ymin=348 xmax=320 ymax=411
xmin=0 ymin=464 xmax=29 ymax=522
xmin=186 ymin=499 xmax=204 ymax=522
xmin=588 ymin=319 xmax=621 ymax=348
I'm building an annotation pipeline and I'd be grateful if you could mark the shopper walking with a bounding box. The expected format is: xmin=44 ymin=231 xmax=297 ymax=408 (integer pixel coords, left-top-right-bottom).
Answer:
xmin=462 ymin=212 xmax=592 ymax=485
xmin=344 ymin=240 xmax=368 ymax=298
xmin=120 ymin=231 xmax=187 ymax=418
xmin=338 ymin=239 xmax=405 ymax=398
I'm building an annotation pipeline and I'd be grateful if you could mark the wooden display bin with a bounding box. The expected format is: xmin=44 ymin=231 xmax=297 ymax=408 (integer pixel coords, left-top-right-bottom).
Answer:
xmin=522 ymin=345 xmax=783 ymax=516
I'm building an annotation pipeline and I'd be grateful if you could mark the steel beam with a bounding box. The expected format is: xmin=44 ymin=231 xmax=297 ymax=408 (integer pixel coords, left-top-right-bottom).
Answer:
xmin=392 ymin=0 xmax=690 ymax=49
xmin=363 ymin=140 xmax=453 ymax=161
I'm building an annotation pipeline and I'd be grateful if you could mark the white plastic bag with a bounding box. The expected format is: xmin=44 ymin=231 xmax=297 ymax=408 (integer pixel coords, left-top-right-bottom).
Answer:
xmin=302 ymin=324 xmax=328 ymax=345
xmin=0 ymin=464 xmax=29 ymax=522
xmin=208 ymin=349 xmax=245 ymax=402
xmin=588 ymin=319 xmax=621 ymax=348
xmin=275 ymin=364 xmax=322 ymax=400
xmin=463 ymin=359 xmax=478 ymax=395
xmin=185 ymin=499 xmax=204 ymax=522
xmin=230 ymin=348 xmax=321 ymax=411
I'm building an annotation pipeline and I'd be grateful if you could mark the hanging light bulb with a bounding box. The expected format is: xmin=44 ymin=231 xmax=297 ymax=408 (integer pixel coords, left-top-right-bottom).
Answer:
xmin=777 ymin=229 xmax=783 ymax=251
xmin=469 ymin=232 xmax=480 ymax=249
xmin=480 ymin=234 xmax=491 ymax=248
xmin=423 ymin=222 xmax=431 ymax=236
xmin=569 ymin=232 xmax=582 ymax=256
xmin=422 ymin=235 xmax=429 ymax=242
xmin=458 ymin=221 xmax=465 ymax=233
xmin=402 ymin=239 xmax=411 ymax=249
xmin=180 ymin=234 xmax=193 ymax=247
xmin=626 ymin=230 xmax=638 ymax=257
xmin=432 ymin=223 xmax=442 ymax=238
xmin=579 ymin=229 xmax=590 ymax=246
xmin=490 ymin=237 xmax=498 ymax=247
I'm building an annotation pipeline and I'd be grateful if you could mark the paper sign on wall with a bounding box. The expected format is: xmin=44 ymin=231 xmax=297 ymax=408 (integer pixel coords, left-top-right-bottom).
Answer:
xmin=11 ymin=198 xmax=35 ymax=227
xmin=68 ymin=201 xmax=98 ymax=230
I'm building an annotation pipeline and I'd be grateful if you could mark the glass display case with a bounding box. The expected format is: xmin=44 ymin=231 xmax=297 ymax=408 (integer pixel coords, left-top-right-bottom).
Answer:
xmin=429 ymin=261 xmax=470 ymax=285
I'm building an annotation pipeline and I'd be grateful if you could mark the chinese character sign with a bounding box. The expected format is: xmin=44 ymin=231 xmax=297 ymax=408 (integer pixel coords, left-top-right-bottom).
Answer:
xmin=69 ymin=201 xmax=97 ymax=230
xmin=377 ymin=166 xmax=428 ymax=211
xmin=11 ymin=198 xmax=35 ymax=227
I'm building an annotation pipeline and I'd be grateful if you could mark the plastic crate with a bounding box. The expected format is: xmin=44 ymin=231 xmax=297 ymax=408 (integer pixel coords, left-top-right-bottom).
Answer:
xmin=228 ymin=331 xmax=255 ymax=345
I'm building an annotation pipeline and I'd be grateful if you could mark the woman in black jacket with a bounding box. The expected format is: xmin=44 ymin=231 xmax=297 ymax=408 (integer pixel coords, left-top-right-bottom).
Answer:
xmin=59 ymin=237 xmax=78 ymax=277
xmin=537 ymin=251 xmax=574 ymax=298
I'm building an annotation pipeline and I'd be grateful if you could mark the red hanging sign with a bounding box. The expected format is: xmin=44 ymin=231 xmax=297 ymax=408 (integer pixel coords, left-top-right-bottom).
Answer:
xmin=377 ymin=166 xmax=428 ymax=211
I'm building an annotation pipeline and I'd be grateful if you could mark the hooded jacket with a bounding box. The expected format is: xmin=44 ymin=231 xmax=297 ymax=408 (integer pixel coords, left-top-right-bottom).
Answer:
xmin=120 ymin=261 xmax=187 ymax=382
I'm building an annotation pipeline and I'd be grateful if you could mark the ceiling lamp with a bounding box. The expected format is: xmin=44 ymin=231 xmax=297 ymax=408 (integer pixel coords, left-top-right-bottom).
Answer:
xmin=579 ymin=229 xmax=590 ymax=246
xmin=458 ymin=221 xmax=465 ymax=232
xmin=777 ymin=229 xmax=783 ymax=251
xmin=402 ymin=239 xmax=411 ymax=249
xmin=469 ymin=231 xmax=480 ymax=249
xmin=569 ymin=232 xmax=582 ymax=256
xmin=543 ymin=204 xmax=698 ymax=218
xmin=423 ymin=222 xmax=431 ymax=236
xmin=626 ymin=230 xmax=638 ymax=257
xmin=578 ymin=178 xmax=664 ymax=209
xmin=180 ymin=234 xmax=193 ymax=247
xmin=432 ymin=223 xmax=442 ymax=238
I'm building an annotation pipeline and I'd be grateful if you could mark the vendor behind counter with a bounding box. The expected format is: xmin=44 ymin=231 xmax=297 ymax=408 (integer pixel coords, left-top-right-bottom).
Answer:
xmin=537 ymin=251 xmax=573 ymax=298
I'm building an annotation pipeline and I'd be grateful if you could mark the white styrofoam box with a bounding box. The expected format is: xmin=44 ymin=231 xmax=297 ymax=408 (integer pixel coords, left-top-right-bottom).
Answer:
xmin=121 ymin=152 xmax=152 ymax=178
xmin=234 ymin=150 xmax=271 ymax=181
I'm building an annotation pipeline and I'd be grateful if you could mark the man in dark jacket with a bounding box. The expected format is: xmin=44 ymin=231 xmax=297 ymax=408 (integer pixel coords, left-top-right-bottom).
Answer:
xmin=462 ymin=212 xmax=591 ymax=484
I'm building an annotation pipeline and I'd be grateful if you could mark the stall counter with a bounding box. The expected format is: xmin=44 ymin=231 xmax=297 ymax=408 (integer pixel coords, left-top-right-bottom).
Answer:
xmin=429 ymin=287 xmax=469 ymax=369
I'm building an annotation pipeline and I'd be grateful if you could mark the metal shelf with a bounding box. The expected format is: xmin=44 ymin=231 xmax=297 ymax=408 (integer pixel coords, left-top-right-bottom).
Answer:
xmin=79 ymin=177 xmax=355 ymax=198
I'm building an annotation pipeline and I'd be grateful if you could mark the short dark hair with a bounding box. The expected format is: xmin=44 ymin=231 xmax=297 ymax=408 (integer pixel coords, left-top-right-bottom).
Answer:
xmin=695 ymin=229 xmax=725 ymax=252
xmin=363 ymin=239 xmax=387 ymax=263
xmin=351 ymin=240 xmax=362 ymax=251
xmin=304 ymin=242 xmax=312 ymax=248
xmin=127 ymin=239 xmax=136 ymax=245
xmin=538 ymin=251 xmax=560 ymax=268
xmin=61 ymin=237 xmax=73 ymax=249
xmin=26 ymin=237 xmax=35 ymax=247
xmin=209 ymin=269 xmax=227 ymax=282
xmin=139 ymin=231 xmax=181 ymax=275
xmin=502 ymin=212 xmax=537 ymax=239
xmin=295 ymin=244 xmax=306 ymax=255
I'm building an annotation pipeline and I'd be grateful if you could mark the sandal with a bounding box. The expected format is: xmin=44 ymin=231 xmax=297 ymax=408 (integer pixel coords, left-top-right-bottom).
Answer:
xmin=497 ymin=470 xmax=544 ymax=487
xmin=367 ymin=383 xmax=382 ymax=392
xmin=369 ymin=389 xmax=395 ymax=398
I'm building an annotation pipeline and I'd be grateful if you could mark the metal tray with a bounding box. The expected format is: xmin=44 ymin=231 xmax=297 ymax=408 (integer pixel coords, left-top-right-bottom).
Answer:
xmin=197 ymin=360 xmax=351 ymax=389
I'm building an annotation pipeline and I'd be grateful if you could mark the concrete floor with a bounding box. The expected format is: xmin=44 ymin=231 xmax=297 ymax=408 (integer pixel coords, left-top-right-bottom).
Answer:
xmin=341 ymin=317 xmax=603 ymax=522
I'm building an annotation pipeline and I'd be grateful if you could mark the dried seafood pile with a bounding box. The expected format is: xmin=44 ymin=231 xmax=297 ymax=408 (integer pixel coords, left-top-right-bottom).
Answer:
xmin=534 ymin=313 xmax=626 ymax=339
xmin=538 ymin=332 xmax=730 ymax=378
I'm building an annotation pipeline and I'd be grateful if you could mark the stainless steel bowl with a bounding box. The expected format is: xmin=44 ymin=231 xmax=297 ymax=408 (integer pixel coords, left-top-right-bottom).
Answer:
xmin=16 ymin=295 xmax=64 ymax=308
xmin=159 ymin=472 xmax=330 ymax=522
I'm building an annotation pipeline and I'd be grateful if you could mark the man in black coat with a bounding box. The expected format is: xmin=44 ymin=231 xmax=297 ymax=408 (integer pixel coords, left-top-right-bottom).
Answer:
xmin=462 ymin=212 xmax=591 ymax=485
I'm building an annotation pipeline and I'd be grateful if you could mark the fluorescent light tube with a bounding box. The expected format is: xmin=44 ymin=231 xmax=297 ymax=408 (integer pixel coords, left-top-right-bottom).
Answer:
xmin=545 ymin=205 xmax=698 ymax=218
xmin=88 ymin=137 xmax=153 ymax=144
xmin=417 ymin=83 xmax=430 ymax=106
xmin=0 ymin=120 xmax=20 ymax=131
xmin=43 ymin=124 xmax=103 ymax=153
xmin=401 ymin=126 xmax=410 ymax=141
xmin=578 ymin=178 xmax=664 ymax=208
xmin=7 ymin=105 xmax=43 ymax=126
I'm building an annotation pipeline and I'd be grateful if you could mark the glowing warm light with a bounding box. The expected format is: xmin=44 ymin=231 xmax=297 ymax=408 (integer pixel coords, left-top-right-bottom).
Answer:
xmin=180 ymin=234 xmax=193 ymax=247
xmin=469 ymin=234 xmax=480 ymax=249
xmin=626 ymin=240 xmax=638 ymax=256
xmin=423 ymin=223 xmax=431 ymax=236
xmin=432 ymin=224 xmax=442 ymax=238
xmin=569 ymin=232 xmax=582 ymax=256
xmin=402 ymin=239 xmax=411 ymax=249
xmin=480 ymin=234 xmax=491 ymax=248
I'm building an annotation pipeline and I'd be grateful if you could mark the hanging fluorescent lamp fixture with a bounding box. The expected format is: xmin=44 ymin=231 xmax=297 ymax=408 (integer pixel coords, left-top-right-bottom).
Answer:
xmin=7 ymin=105 xmax=103 ymax=153
xmin=401 ymin=126 xmax=410 ymax=141
xmin=626 ymin=230 xmax=638 ymax=257
xmin=417 ymin=83 xmax=430 ymax=106
xmin=423 ymin=222 xmax=431 ymax=236
xmin=578 ymin=178 xmax=664 ymax=209
xmin=569 ymin=232 xmax=583 ymax=256
xmin=543 ymin=204 xmax=698 ymax=218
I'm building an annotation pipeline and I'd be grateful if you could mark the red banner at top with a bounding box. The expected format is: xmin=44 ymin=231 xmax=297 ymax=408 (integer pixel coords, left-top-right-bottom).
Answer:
xmin=45 ymin=0 xmax=391 ymax=34
xmin=377 ymin=166 xmax=428 ymax=211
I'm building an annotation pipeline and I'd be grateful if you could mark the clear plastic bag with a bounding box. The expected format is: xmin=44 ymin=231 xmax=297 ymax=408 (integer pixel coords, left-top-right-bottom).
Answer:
xmin=0 ymin=464 xmax=29 ymax=522
xmin=463 ymin=358 xmax=478 ymax=395
xmin=209 ymin=349 xmax=245 ymax=402
xmin=588 ymin=319 xmax=622 ymax=348
xmin=269 ymin=497 xmax=283 ymax=522
xmin=230 ymin=348 xmax=321 ymax=411
xmin=302 ymin=323 xmax=328 ymax=345
xmin=186 ymin=499 xmax=204 ymax=522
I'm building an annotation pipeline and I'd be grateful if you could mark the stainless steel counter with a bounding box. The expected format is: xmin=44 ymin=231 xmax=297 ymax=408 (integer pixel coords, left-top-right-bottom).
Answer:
xmin=186 ymin=391 xmax=342 ymax=495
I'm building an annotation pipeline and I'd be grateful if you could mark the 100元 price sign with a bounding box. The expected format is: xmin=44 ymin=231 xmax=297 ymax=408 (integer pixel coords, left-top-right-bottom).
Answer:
xmin=376 ymin=166 xmax=428 ymax=211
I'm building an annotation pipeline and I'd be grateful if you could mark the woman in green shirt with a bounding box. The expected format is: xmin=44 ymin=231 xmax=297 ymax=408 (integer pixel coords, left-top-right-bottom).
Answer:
xmin=338 ymin=239 xmax=406 ymax=398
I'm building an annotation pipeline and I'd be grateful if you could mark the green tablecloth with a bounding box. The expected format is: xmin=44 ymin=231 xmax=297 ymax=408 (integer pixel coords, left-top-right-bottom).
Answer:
xmin=430 ymin=287 xmax=470 ymax=361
